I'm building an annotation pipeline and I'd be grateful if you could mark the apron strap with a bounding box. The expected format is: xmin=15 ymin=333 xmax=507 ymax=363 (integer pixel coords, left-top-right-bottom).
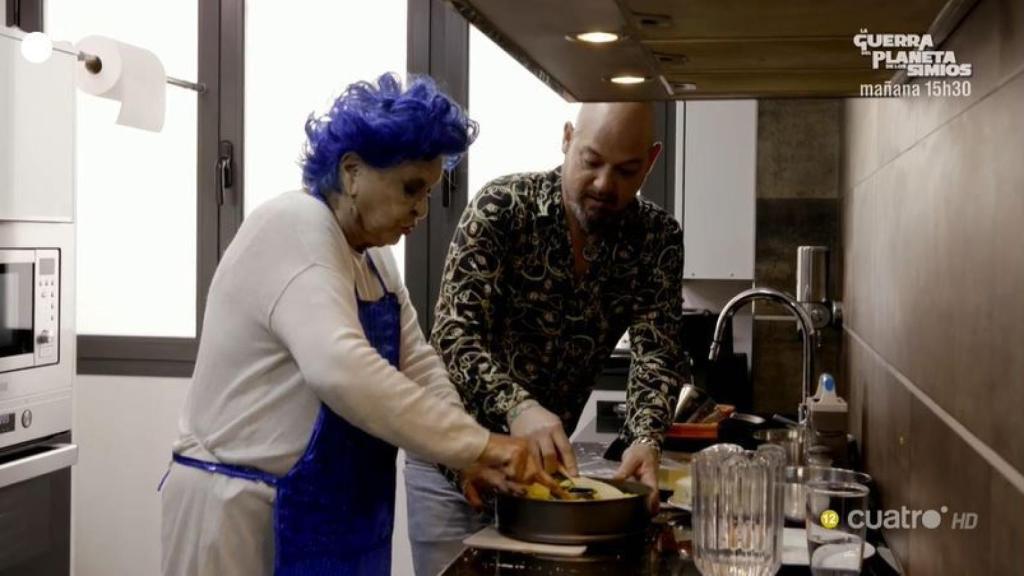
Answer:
xmin=365 ymin=254 xmax=390 ymax=295
xmin=172 ymin=453 xmax=279 ymax=487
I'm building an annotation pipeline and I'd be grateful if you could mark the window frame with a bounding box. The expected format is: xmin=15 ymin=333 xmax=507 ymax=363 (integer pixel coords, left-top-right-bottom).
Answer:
xmin=5 ymin=0 xmax=44 ymax=29
xmin=65 ymin=0 xmax=675 ymax=374
xmin=405 ymin=0 xmax=470 ymax=335
xmin=70 ymin=0 xmax=245 ymax=376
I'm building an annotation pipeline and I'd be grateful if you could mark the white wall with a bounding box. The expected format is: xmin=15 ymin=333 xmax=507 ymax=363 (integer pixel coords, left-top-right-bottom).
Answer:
xmin=72 ymin=376 xmax=189 ymax=576
xmin=71 ymin=375 xmax=416 ymax=576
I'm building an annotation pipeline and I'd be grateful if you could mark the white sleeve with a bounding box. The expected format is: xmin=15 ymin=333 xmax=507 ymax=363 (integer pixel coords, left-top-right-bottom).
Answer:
xmin=268 ymin=264 xmax=489 ymax=469
xmin=395 ymin=282 xmax=466 ymax=409
xmin=371 ymin=248 xmax=466 ymax=410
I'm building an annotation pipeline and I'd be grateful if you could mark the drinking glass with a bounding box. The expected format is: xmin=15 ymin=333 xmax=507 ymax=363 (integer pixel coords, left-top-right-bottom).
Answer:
xmin=805 ymin=480 xmax=869 ymax=575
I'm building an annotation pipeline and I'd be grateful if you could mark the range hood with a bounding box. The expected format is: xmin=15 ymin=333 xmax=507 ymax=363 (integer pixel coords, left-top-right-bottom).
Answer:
xmin=448 ymin=0 xmax=979 ymax=100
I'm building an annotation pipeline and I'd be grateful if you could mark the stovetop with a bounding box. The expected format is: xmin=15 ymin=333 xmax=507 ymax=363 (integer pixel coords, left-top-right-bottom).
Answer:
xmin=441 ymin=507 xmax=902 ymax=576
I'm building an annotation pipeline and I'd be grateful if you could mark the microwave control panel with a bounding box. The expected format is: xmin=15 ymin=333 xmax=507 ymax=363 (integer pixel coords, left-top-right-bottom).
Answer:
xmin=33 ymin=249 xmax=60 ymax=366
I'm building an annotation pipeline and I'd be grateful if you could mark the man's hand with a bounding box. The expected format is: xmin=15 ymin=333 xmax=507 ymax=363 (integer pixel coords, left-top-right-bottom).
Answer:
xmin=507 ymin=400 xmax=578 ymax=476
xmin=613 ymin=441 xmax=660 ymax=513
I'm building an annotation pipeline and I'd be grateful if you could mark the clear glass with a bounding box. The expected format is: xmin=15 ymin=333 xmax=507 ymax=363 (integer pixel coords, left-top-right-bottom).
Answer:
xmin=805 ymin=481 xmax=869 ymax=576
xmin=47 ymin=0 xmax=198 ymax=336
xmin=692 ymin=443 xmax=786 ymax=576
xmin=244 ymin=0 xmax=407 ymax=276
xmin=467 ymin=26 xmax=580 ymax=199
xmin=784 ymin=465 xmax=873 ymax=524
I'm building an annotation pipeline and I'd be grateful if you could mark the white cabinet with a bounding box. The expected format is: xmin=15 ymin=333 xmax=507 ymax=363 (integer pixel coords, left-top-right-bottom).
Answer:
xmin=0 ymin=31 xmax=76 ymax=222
xmin=677 ymin=100 xmax=757 ymax=280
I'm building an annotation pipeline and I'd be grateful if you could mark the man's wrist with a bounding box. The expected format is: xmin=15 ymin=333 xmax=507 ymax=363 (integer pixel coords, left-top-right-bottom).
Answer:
xmin=630 ymin=436 xmax=662 ymax=460
xmin=506 ymin=399 xmax=540 ymax=426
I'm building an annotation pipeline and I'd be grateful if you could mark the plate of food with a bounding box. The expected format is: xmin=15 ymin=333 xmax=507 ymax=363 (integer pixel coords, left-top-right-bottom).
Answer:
xmin=665 ymin=475 xmax=692 ymax=510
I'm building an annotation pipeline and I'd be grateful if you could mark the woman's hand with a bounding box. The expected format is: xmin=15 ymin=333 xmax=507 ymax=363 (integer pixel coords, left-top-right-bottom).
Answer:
xmin=459 ymin=464 xmax=520 ymax=508
xmin=462 ymin=434 xmax=559 ymax=508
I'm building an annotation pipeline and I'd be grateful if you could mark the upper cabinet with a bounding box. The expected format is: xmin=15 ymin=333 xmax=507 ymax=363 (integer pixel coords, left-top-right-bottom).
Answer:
xmin=0 ymin=32 xmax=76 ymax=222
xmin=447 ymin=0 xmax=976 ymax=100
xmin=680 ymin=100 xmax=756 ymax=280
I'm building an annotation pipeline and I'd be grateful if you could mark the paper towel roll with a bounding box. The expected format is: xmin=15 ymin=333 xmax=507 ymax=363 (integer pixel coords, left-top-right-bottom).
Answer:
xmin=75 ymin=35 xmax=166 ymax=132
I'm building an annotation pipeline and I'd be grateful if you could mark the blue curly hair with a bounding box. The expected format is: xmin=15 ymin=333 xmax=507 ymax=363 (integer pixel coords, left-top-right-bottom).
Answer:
xmin=301 ymin=73 xmax=479 ymax=199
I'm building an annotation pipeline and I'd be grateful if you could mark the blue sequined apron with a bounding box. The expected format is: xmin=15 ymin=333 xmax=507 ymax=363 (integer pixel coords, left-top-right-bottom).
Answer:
xmin=171 ymin=256 xmax=400 ymax=575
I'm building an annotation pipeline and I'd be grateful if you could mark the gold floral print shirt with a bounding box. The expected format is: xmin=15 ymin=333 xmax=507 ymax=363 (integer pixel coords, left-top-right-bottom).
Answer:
xmin=430 ymin=167 xmax=686 ymax=445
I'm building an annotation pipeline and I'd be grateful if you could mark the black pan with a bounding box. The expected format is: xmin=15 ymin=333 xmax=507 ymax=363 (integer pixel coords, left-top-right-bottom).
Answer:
xmin=495 ymin=478 xmax=652 ymax=544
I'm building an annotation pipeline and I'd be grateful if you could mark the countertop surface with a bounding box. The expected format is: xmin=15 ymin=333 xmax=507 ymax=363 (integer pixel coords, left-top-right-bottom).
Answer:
xmin=440 ymin=441 xmax=903 ymax=576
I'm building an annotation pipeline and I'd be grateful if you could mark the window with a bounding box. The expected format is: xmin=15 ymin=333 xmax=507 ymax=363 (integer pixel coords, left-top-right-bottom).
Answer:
xmin=244 ymin=0 xmax=408 ymax=278
xmin=43 ymin=0 xmax=235 ymax=376
xmin=467 ymin=26 xmax=580 ymax=198
xmin=48 ymin=0 xmax=198 ymax=337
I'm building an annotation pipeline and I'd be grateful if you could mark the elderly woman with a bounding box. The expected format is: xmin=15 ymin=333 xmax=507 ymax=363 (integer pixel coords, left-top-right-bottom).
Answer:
xmin=160 ymin=74 xmax=549 ymax=576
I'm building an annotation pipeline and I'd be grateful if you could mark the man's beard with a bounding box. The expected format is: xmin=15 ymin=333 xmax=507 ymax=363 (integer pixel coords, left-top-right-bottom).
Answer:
xmin=568 ymin=197 xmax=616 ymax=237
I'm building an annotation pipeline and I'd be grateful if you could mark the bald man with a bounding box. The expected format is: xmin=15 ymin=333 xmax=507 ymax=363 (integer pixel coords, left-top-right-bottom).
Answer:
xmin=404 ymin=103 xmax=685 ymax=575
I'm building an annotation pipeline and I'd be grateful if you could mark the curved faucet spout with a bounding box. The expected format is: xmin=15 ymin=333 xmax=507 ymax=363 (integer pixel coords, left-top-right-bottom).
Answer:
xmin=708 ymin=287 xmax=818 ymax=423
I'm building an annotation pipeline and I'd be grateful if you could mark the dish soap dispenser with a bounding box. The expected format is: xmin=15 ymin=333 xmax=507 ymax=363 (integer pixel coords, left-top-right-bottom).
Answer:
xmin=808 ymin=373 xmax=849 ymax=467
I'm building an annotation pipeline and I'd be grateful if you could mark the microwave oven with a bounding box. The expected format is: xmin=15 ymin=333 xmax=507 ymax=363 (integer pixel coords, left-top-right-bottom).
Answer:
xmin=0 ymin=249 xmax=60 ymax=374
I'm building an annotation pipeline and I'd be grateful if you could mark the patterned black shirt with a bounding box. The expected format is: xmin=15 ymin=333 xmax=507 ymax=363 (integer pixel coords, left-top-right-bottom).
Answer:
xmin=430 ymin=167 xmax=685 ymax=445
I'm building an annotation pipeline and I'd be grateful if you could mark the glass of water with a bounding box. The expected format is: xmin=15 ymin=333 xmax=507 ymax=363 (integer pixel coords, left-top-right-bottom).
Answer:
xmin=805 ymin=480 xmax=869 ymax=575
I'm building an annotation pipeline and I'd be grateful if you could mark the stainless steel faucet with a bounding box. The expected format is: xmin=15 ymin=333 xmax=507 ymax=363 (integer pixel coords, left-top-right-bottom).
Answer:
xmin=707 ymin=287 xmax=820 ymax=424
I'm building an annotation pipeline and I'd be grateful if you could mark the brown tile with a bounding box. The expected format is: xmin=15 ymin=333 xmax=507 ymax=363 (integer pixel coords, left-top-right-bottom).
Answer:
xmin=852 ymin=347 xmax=914 ymax=569
xmin=860 ymin=159 xmax=903 ymax=365
xmin=981 ymin=74 xmax=1024 ymax=471
xmin=757 ymin=99 xmax=842 ymax=199
xmin=907 ymin=399 xmax=993 ymax=575
xmin=989 ymin=473 xmax=1024 ymax=575
xmin=750 ymin=319 xmax=842 ymax=416
xmin=874 ymin=96 xmax=919 ymax=169
xmin=840 ymin=177 xmax=876 ymax=342
xmin=913 ymin=0 xmax=1002 ymax=141
xmin=905 ymin=75 xmax=1023 ymax=473
xmin=754 ymin=198 xmax=840 ymax=313
xmin=863 ymin=367 xmax=912 ymax=515
xmin=843 ymin=334 xmax=912 ymax=567
xmin=997 ymin=0 xmax=1024 ymax=83
xmin=751 ymin=319 xmax=804 ymax=417
xmin=848 ymin=72 xmax=1024 ymax=476
xmin=842 ymin=332 xmax=866 ymax=448
xmin=843 ymin=98 xmax=879 ymax=188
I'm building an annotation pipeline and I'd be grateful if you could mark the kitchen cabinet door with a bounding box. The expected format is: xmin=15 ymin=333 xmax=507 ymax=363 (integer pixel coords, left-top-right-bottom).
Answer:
xmin=680 ymin=100 xmax=757 ymax=280
xmin=0 ymin=32 xmax=75 ymax=223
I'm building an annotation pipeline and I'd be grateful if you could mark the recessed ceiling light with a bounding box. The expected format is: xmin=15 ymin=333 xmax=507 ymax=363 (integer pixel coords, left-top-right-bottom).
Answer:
xmin=573 ymin=31 xmax=621 ymax=44
xmin=608 ymin=75 xmax=648 ymax=85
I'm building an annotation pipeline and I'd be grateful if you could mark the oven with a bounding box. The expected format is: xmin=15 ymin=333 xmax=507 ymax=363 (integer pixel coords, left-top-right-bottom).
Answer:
xmin=0 ymin=223 xmax=76 ymax=576
xmin=0 ymin=432 xmax=74 ymax=576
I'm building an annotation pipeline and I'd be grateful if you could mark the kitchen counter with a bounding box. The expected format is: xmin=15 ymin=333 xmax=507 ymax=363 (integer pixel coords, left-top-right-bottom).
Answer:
xmin=440 ymin=441 xmax=904 ymax=576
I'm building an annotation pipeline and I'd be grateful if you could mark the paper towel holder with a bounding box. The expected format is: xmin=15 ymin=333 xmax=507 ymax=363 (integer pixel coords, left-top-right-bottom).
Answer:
xmin=77 ymin=50 xmax=207 ymax=94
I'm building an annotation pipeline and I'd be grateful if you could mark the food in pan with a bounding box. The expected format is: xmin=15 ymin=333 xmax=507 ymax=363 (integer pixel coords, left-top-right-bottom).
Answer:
xmin=523 ymin=476 xmax=636 ymax=501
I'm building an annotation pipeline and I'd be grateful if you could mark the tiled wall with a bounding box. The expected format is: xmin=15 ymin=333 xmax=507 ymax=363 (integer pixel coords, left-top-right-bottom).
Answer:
xmin=842 ymin=0 xmax=1024 ymax=572
xmin=752 ymin=99 xmax=843 ymax=416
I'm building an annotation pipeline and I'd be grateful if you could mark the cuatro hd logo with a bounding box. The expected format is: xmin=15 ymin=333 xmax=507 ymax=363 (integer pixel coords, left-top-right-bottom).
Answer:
xmin=822 ymin=506 xmax=978 ymax=530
